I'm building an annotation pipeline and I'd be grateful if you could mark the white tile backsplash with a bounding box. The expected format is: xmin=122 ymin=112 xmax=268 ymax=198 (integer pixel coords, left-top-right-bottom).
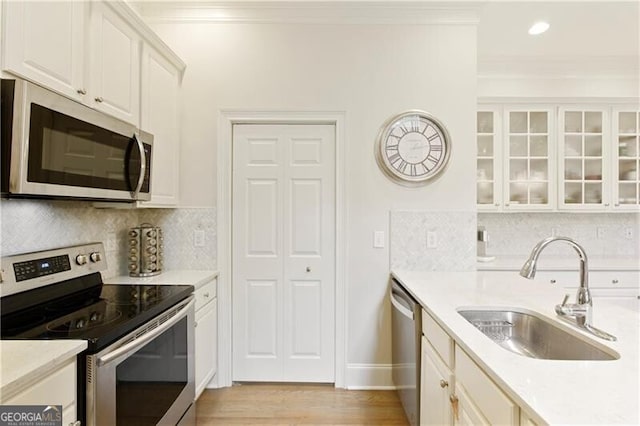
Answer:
xmin=0 ymin=199 xmax=216 ymax=278
xmin=390 ymin=210 xmax=476 ymax=271
xmin=478 ymin=212 xmax=640 ymax=259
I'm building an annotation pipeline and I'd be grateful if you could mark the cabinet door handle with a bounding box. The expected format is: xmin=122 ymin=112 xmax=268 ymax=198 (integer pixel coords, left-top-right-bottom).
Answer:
xmin=204 ymin=292 xmax=210 ymax=298
xmin=77 ymin=88 xmax=86 ymax=95
xmin=95 ymin=96 xmax=104 ymax=103
xmin=439 ymin=379 xmax=448 ymax=388
xmin=604 ymin=203 xmax=610 ymax=207
xmin=494 ymin=203 xmax=500 ymax=207
xmin=550 ymin=279 xmax=556 ymax=284
xmin=449 ymin=394 xmax=459 ymax=421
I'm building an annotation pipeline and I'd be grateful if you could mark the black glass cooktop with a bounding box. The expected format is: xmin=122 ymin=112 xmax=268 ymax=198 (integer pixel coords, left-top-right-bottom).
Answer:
xmin=0 ymin=273 xmax=193 ymax=353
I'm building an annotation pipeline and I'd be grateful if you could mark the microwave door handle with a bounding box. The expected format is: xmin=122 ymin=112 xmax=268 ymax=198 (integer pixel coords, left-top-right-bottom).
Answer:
xmin=97 ymin=297 xmax=195 ymax=367
xmin=131 ymin=133 xmax=146 ymax=200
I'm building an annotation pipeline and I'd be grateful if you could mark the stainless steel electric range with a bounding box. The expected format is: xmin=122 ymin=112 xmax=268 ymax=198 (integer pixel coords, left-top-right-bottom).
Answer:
xmin=0 ymin=243 xmax=196 ymax=426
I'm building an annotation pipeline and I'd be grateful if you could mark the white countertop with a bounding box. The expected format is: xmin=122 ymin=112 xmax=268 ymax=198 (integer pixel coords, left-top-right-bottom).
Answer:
xmin=392 ymin=269 xmax=640 ymax=425
xmin=0 ymin=340 xmax=87 ymax=402
xmin=477 ymin=256 xmax=640 ymax=271
xmin=105 ymin=270 xmax=218 ymax=289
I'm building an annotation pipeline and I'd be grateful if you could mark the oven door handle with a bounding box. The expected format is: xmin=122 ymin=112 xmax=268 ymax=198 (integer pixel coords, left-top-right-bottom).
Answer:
xmin=97 ymin=297 xmax=194 ymax=367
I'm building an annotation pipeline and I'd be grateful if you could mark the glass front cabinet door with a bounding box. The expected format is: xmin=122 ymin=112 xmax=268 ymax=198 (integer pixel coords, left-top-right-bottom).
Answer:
xmin=558 ymin=107 xmax=609 ymax=210
xmin=503 ymin=108 xmax=554 ymax=210
xmin=613 ymin=108 xmax=640 ymax=209
xmin=477 ymin=107 xmax=502 ymax=210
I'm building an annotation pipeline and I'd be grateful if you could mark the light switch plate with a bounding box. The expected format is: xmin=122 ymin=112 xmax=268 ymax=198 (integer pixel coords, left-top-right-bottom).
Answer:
xmin=194 ymin=229 xmax=205 ymax=247
xmin=426 ymin=231 xmax=438 ymax=249
xmin=373 ymin=231 xmax=385 ymax=248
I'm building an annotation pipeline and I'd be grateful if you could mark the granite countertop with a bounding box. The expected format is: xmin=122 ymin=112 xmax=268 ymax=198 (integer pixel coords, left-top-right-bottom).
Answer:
xmin=105 ymin=270 xmax=218 ymax=289
xmin=477 ymin=255 xmax=640 ymax=271
xmin=392 ymin=269 xmax=640 ymax=425
xmin=0 ymin=340 xmax=87 ymax=402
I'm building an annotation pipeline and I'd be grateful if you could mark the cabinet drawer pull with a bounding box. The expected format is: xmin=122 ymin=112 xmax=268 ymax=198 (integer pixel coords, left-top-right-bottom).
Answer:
xmin=439 ymin=379 xmax=449 ymax=388
xmin=95 ymin=96 xmax=103 ymax=103
xmin=612 ymin=279 xmax=619 ymax=284
xmin=550 ymin=279 xmax=556 ymax=284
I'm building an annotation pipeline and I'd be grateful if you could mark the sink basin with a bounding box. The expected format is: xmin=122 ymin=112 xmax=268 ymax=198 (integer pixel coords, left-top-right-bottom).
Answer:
xmin=458 ymin=309 xmax=619 ymax=361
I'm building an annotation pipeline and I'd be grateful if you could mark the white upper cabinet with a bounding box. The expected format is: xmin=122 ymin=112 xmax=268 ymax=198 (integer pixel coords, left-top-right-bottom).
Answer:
xmin=477 ymin=104 xmax=639 ymax=212
xmin=503 ymin=107 xmax=554 ymax=211
xmin=558 ymin=107 xmax=609 ymax=210
xmin=2 ymin=1 xmax=86 ymax=101
xmin=140 ymin=45 xmax=181 ymax=207
xmin=477 ymin=108 xmax=503 ymax=211
xmin=2 ymin=1 xmax=147 ymax=127
xmin=88 ymin=1 xmax=141 ymax=125
xmin=613 ymin=108 xmax=640 ymax=209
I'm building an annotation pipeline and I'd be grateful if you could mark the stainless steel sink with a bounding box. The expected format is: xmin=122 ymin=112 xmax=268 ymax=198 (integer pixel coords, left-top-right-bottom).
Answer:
xmin=458 ymin=309 xmax=619 ymax=361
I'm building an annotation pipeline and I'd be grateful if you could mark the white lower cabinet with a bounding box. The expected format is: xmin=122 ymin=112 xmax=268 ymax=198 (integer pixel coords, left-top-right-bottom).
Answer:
xmin=453 ymin=384 xmax=489 ymax=426
xmin=195 ymin=278 xmax=217 ymax=399
xmin=4 ymin=359 xmax=78 ymax=426
xmin=421 ymin=310 xmax=520 ymax=426
xmin=420 ymin=337 xmax=453 ymax=426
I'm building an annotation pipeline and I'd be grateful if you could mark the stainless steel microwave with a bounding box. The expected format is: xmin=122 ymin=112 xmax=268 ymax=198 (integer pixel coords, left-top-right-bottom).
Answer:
xmin=1 ymin=78 xmax=152 ymax=202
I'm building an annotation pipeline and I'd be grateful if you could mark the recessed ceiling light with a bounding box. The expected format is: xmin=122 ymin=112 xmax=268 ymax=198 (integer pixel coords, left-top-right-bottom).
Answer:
xmin=528 ymin=22 xmax=550 ymax=35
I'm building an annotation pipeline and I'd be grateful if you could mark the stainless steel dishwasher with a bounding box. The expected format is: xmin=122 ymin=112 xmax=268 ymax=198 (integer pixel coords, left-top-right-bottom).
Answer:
xmin=390 ymin=278 xmax=422 ymax=426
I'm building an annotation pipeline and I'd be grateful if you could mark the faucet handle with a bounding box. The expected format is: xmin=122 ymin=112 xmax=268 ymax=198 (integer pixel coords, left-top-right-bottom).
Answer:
xmin=561 ymin=294 xmax=570 ymax=306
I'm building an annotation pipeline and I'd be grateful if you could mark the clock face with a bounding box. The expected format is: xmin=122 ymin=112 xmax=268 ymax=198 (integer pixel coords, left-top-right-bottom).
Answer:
xmin=375 ymin=111 xmax=451 ymax=185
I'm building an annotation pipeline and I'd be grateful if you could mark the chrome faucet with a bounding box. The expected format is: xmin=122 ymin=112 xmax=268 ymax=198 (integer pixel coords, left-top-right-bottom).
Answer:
xmin=520 ymin=236 xmax=616 ymax=341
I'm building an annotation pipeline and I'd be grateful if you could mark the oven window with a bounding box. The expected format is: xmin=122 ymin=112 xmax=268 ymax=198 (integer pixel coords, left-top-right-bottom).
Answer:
xmin=27 ymin=103 xmax=148 ymax=192
xmin=115 ymin=316 xmax=188 ymax=426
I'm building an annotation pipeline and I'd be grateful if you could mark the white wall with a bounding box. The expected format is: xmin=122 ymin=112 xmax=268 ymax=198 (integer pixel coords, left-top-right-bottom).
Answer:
xmin=144 ymin=6 xmax=478 ymax=387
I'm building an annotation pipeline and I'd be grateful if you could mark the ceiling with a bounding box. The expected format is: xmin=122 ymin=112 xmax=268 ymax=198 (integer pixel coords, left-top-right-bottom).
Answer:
xmin=477 ymin=1 xmax=639 ymax=59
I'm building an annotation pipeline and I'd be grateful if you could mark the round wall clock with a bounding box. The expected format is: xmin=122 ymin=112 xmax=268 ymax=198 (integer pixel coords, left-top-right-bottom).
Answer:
xmin=374 ymin=110 xmax=452 ymax=186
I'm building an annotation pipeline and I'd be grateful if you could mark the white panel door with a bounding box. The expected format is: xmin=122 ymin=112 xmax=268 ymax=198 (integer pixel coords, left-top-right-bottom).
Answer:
xmin=232 ymin=124 xmax=335 ymax=382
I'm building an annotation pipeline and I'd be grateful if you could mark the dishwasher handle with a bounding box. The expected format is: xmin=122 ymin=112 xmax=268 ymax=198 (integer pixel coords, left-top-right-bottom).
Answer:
xmin=390 ymin=287 xmax=414 ymax=320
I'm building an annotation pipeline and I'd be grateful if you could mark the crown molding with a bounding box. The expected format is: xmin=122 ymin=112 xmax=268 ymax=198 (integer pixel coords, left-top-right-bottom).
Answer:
xmin=134 ymin=1 xmax=482 ymax=25
xmin=478 ymin=55 xmax=639 ymax=78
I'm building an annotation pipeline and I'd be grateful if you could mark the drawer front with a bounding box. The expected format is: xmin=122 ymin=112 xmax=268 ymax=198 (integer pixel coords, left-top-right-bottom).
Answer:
xmin=422 ymin=310 xmax=454 ymax=368
xmin=195 ymin=278 xmax=217 ymax=311
xmin=533 ymin=270 xmax=578 ymax=287
xmin=533 ymin=270 xmax=640 ymax=289
xmin=455 ymin=345 xmax=518 ymax=426
xmin=589 ymin=271 xmax=640 ymax=288
xmin=6 ymin=359 xmax=76 ymax=409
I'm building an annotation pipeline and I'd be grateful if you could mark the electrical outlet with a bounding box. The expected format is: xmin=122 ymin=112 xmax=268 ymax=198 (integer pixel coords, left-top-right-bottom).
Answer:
xmin=373 ymin=231 xmax=385 ymax=248
xmin=194 ymin=229 xmax=205 ymax=247
xmin=106 ymin=232 xmax=117 ymax=251
xmin=597 ymin=227 xmax=606 ymax=239
xmin=426 ymin=231 xmax=438 ymax=249
xmin=624 ymin=227 xmax=634 ymax=240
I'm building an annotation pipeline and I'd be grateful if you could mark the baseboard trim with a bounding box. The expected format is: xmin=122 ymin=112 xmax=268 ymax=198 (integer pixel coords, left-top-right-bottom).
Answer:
xmin=345 ymin=363 xmax=395 ymax=390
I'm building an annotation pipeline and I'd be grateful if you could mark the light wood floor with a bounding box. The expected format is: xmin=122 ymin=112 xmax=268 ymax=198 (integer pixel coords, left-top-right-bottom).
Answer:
xmin=196 ymin=383 xmax=410 ymax=425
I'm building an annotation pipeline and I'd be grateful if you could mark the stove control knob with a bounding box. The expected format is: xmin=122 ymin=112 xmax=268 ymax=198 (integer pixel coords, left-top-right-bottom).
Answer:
xmin=76 ymin=254 xmax=88 ymax=265
xmin=90 ymin=252 xmax=102 ymax=263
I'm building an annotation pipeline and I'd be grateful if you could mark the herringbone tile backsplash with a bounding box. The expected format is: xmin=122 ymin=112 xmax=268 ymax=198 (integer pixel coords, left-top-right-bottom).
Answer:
xmin=0 ymin=199 xmax=216 ymax=278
